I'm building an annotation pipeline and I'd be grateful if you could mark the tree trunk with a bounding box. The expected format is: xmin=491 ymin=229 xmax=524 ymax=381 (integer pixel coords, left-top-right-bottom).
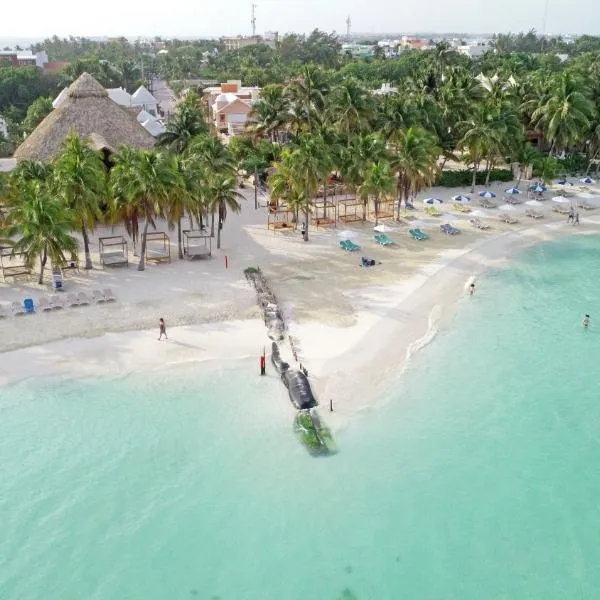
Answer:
xmin=138 ymin=218 xmax=149 ymax=271
xmin=323 ymin=180 xmax=328 ymax=218
xmin=210 ymin=212 xmax=215 ymax=237
xmin=362 ymin=198 xmax=367 ymax=221
xmin=177 ymin=217 xmax=183 ymax=259
xmin=396 ymin=180 xmax=402 ymax=221
xmin=374 ymin=196 xmax=380 ymax=226
xmin=485 ymin=161 xmax=492 ymax=187
xmin=38 ymin=249 xmax=47 ymax=285
xmin=81 ymin=225 xmax=92 ymax=269
xmin=217 ymin=203 xmax=222 ymax=249
xmin=303 ymin=208 xmax=309 ymax=242
xmin=471 ymin=163 xmax=478 ymax=193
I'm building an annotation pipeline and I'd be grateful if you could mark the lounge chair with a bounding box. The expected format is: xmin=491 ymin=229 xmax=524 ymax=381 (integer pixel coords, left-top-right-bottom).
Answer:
xmin=479 ymin=199 xmax=497 ymax=209
xmin=374 ymin=233 xmax=394 ymax=246
xmin=66 ymin=293 xmax=80 ymax=307
xmin=499 ymin=214 xmax=519 ymax=224
xmin=503 ymin=195 xmax=522 ymax=205
xmin=93 ymin=289 xmax=106 ymax=303
xmin=38 ymin=297 xmax=54 ymax=312
xmin=469 ymin=217 xmax=490 ymax=230
xmin=103 ymin=288 xmax=117 ymax=302
xmin=11 ymin=301 xmax=26 ymax=316
xmin=23 ymin=298 xmax=35 ymax=314
xmin=440 ymin=223 xmax=460 ymax=235
xmin=409 ymin=228 xmax=428 ymax=241
xmin=452 ymin=203 xmax=471 ymax=213
xmin=49 ymin=295 xmax=64 ymax=309
xmin=424 ymin=206 xmax=442 ymax=217
xmin=77 ymin=291 xmax=91 ymax=305
xmin=552 ymin=205 xmax=571 ymax=215
xmin=525 ymin=209 xmax=544 ymax=219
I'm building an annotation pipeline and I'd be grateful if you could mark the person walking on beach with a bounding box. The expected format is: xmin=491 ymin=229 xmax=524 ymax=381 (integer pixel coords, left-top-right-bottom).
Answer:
xmin=567 ymin=207 xmax=575 ymax=223
xmin=583 ymin=314 xmax=590 ymax=329
xmin=574 ymin=212 xmax=580 ymax=225
xmin=158 ymin=318 xmax=168 ymax=340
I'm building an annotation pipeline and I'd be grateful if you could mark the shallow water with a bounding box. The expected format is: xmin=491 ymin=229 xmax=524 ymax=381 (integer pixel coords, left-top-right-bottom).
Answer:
xmin=2 ymin=235 xmax=600 ymax=599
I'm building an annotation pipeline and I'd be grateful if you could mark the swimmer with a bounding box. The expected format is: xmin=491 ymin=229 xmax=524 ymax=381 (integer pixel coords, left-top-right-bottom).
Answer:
xmin=583 ymin=314 xmax=590 ymax=329
xmin=470 ymin=282 xmax=476 ymax=295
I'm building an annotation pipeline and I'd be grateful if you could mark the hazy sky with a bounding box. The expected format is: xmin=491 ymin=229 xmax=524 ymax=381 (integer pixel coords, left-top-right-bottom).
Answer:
xmin=2 ymin=0 xmax=596 ymax=38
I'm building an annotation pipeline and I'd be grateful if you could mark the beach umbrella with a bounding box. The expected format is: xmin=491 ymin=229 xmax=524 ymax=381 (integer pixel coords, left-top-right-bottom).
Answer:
xmin=529 ymin=183 xmax=546 ymax=192
xmin=557 ymin=179 xmax=574 ymax=186
xmin=409 ymin=219 xmax=426 ymax=228
xmin=338 ymin=230 xmax=357 ymax=240
xmin=526 ymin=199 xmax=543 ymax=207
xmin=504 ymin=187 xmax=521 ymax=195
xmin=479 ymin=191 xmax=496 ymax=198
xmin=451 ymin=194 xmax=471 ymax=203
xmin=374 ymin=224 xmax=395 ymax=233
xmin=470 ymin=210 xmax=487 ymax=218
xmin=424 ymin=197 xmax=444 ymax=205
xmin=498 ymin=204 xmax=517 ymax=212
xmin=581 ymin=177 xmax=596 ymax=184
xmin=552 ymin=196 xmax=570 ymax=204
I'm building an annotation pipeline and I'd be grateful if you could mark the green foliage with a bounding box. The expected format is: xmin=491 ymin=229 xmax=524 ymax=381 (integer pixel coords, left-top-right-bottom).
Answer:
xmin=22 ymin=96 xmax=53 ymax=133
xmin=555 ymin=154 xmax=589 ymax=174
xmin=434 ymin=169 xmax=513 ymax=187
xmin=0 ymin=66 xmax=56 ymax=116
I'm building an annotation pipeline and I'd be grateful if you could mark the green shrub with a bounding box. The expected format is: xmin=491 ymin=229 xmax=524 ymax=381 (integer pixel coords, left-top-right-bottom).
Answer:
xmin=434 ymin=169 xmax=513 ymax=187
xmin=555 ymin=154 xmax=589 ymax=175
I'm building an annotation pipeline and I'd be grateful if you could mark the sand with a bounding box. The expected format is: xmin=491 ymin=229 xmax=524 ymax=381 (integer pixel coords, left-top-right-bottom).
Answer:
xmin=2 ymin=181 xmax=600 ymax=421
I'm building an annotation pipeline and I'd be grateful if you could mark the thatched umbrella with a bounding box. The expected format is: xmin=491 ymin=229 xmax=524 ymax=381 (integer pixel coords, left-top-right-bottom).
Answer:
xmin=14 ymin=73 xmax=155 ymax=163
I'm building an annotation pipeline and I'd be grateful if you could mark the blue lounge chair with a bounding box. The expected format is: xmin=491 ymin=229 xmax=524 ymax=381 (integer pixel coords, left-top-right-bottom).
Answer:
xmin=440 ymin=223 xmax=460 ymax=235
xmin=374 ymin=234 xmax=394 ymax=246
xmin=340 ymin=239 xmax=360 ymax=252
xmin=409 ymin=228 xmax=428 ymax=241
xmin=23 ymin=298 xmax=35 ymax=314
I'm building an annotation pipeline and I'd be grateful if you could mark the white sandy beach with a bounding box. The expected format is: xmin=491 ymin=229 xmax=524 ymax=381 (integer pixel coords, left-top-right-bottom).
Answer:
xmin=2 ymin=181 xmax=600 ymax=420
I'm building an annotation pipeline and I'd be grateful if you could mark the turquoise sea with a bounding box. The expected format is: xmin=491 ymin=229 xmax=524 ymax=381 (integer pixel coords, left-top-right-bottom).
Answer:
xmin=2 ymin=235 xmax=600 ymax=600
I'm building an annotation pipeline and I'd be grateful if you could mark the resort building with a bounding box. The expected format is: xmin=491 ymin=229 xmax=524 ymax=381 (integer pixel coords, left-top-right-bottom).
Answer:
xmin=221 ymin=35 xmax=276 ymax=51
xmin=203 ymin=80 xmax=260 ymax=136
xmin=457 ymin=41 xmax=490 ymax=58
xmin=14 ymin=72 xmax=155 ymax=163
xmin=0 ymin=50 xmax=48 ymax=69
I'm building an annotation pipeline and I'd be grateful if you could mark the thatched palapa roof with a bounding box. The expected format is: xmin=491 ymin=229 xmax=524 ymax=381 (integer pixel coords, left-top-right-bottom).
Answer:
xmin=14 ymin=73 xmax=156 ymax=162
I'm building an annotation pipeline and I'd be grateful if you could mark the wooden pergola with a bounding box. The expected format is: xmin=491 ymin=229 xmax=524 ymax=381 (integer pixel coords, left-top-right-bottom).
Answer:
xmin=0 ymin=246 xmax=30 ymax=282
xmin=183 ymin=230 xmax=212 ymax=259
xmin=338 ymin=197 xmax=364 ymax=223
xmin=99 ymin=236 xmax=128 ymax=268
xmin=267 ymin=207 xmax=295 ymax=232
xmin=144 ymin=231 xmax=171 ymax=264
xmin=311 ymin=199 xmax=337 ymax=228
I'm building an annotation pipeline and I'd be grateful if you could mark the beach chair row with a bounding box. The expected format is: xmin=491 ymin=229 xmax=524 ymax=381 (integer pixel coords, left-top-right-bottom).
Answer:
xmin=1 ymin=289 xmax=116 ymax=317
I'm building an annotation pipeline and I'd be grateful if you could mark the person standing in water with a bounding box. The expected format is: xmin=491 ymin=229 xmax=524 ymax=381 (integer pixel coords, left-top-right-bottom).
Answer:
xmin=583 ymin=314 xmax=590 ymax=329
xmin=469 ymin=282 xmax=476 ymax=295
xmin=158 ymin=318 xmax=168 ymax=340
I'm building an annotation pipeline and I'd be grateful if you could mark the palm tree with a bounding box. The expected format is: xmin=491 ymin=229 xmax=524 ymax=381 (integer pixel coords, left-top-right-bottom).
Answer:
xmin=326 ymin=78 xmax=375 ymax=138
xmin=358 ymin=160 xmax=395 ymax=226
xmin=247 ymin=84 xmax=290 ymax=141
xmin=110 ymin=148 xmax=178 ymax=271
xmin=531 ymin=72 xmax=595 ymax=153
xmin=285 ymin=64 xmax=330 ymax=133
xmin=53 ymin=133 xmax=107 ymax=269
xmin=157 ymin=100 xmax=208 ymax=153
xmin=390 ymin=127 xmax=440 ymax=218
xmin=208 ymin=175 xmax=243 ymax=249
xmin=288 ymin=133 xmax=329 ymax=241
xmin=2 ymin=181 xmax=78 ymax=284
xmin=512 ymin=142 xmax=539 ymax=187
xmin=11 ymin=160 xmax=53 ymax=184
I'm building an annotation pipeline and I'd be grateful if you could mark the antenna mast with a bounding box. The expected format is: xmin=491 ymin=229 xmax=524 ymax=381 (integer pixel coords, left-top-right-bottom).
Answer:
xmin=346 ymin=15 xmax=351 ymax=39
xmin=251 ymin=4 xmax=257 ymax=37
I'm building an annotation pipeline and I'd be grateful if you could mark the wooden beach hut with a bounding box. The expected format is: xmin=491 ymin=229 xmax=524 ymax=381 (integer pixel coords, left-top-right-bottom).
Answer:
xmin=14 ymin=73 xmax=155 ymax=163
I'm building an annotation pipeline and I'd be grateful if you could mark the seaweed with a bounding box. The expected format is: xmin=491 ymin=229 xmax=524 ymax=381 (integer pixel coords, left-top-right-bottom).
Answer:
xmin=294 ymin=410 xmax=336 ymax=455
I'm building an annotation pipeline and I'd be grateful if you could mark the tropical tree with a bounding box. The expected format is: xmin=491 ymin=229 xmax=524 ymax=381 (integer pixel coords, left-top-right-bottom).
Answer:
xmin=247 ymin=84 xmax=290 ymax=141
xmin=358 ymin=159 xmax=395 ymax=226
xmin=326 ymin=78 xmax=376 ymax=138
xmin=285 ymin=64 xmax=330 ymax=132
xmin=157 ymin=94 xmax=208 ymax=153
xmin=390 ymin=126 xmax=440 ymax=217
xmin=531 ymin=72 xmax=595 ymax=153
xmin=512 ymin=142 xmax=540 ymax=186
xmin=110 ymin=148 xmax=178 ymax=271
xmin=53 ymin=133 xmax=107 ymax=269
xmin=2 ymin=181 xmax=78 ymax=284
xmin=208 ymin=175 xmax=243 ymax=249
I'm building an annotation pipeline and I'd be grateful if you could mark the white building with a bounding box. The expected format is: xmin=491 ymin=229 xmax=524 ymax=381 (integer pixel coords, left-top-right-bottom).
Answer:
xmin=203 ymin=81 xmax=260 ymax=136
xmin=136 ymin=110 xmax=167 ymax=137
xmin=457 ymin=41 xmax=490 ymax=59
xmin=0 ymin=50 xmax=48 ymax=68
xmin=131 ymin=86 xmax=159 ymax=116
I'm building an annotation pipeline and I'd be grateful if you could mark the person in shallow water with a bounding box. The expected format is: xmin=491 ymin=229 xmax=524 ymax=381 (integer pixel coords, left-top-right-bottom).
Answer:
xmin=158 ymin=318 xmax=168 ymax=340
xmin=470 ymin=282 xmax=476 ymax=295
xmin=583 ymin=314 xmax=590 ymax=328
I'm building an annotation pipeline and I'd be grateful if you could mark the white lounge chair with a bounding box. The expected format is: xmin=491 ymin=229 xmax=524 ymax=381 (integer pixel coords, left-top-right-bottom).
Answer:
xmin=38 ymin=297 xmax=54 ymax=312
xmin=499 ymin=214 xmax=519 ymax=224
xmin=66 ymin=293 xmax=80 ymax=307
xmin=469 ymin=217 xmax=491 ymax=230
xmin=11 ymin=301 xmax=26 ymax=316
xmin=92 ymin=289 xmax=106 ymax=303
xmin=49 ymin=295 xmax=64 ymax=309
xmin=525 ymin=209 xmax=544 ymax=219
xmin=77 ymin=291 xmax=91 ymax=305
xmin=103 ymin=288 xmax=116 ymax=302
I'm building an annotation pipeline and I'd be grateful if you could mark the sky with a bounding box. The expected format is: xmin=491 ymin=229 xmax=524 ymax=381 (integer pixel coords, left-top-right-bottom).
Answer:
xmin=1 ymin=0 xmax=597 ymax=39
